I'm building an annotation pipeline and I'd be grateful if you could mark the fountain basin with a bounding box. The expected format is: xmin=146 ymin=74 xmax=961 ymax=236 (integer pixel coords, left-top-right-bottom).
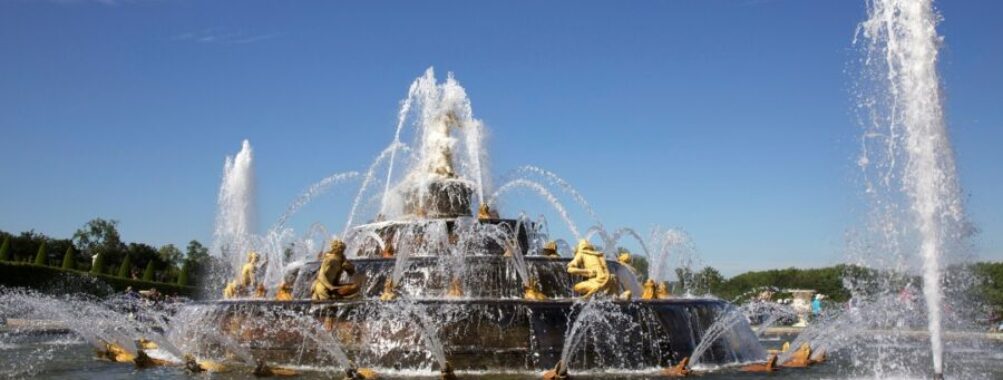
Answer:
xmin=191 ymin=296 xmax=764 ymax=372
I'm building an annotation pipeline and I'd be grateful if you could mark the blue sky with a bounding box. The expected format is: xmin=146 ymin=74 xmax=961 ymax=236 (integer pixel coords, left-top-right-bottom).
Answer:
xmin=1 ymin=1 xmax=1000 ymax=275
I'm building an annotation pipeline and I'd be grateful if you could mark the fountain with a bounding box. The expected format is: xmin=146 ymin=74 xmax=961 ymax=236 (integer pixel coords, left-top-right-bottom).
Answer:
xmin=0 ymin=69 xmax=766 ymax=378
xmin=182 ymin=68 xmax=765 ymax=377
xmin=856 ymin=0 xmax=969 ymax=377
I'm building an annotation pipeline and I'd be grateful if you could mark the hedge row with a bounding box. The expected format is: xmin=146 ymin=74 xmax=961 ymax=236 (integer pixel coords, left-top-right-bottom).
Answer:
xmin=0 ymin=261 xmax=196 ymax=298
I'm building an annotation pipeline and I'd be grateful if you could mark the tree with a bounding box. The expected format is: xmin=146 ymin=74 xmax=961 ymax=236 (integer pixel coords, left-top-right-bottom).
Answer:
xmin=33 ymin=241 xmax=47 ymax=266
xmin=692 ymin=266 xmax=725 ymax=295
xmin=142 ymin=261 xmax=155 ymax=282
xmin=73 ymin=218 xmax=124 ymax=263
xmin=118 ymin=254 xmax=133 ymax=278
xmin=0 ymin=236 xmax=9 ymax=261
xmin=61 ymin=245 xmax=76 ymax=270
xmin=91 ymin=253 xmax=106 ymax=275
xmin=158 ymin=244 xmax=183 ymax=268
xmin=186 ymin=240 xmax=210 ymax=264
xmin=177 ymin=260 xmax=191 ymax=286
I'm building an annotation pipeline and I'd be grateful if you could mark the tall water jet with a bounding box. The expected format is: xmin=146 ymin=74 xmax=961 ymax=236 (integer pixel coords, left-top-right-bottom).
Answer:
xmin=213 ymin=139 xmax=257 ymax=280
xmin=857 ymin=0 xmax=968 ymax=376
xmin=379 ymin=68 xmax=490 ymax=219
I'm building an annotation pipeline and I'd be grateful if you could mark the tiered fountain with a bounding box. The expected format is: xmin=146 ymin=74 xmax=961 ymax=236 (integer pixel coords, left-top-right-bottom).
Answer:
xmin=193 ymin=69 xmax=764 ymax=378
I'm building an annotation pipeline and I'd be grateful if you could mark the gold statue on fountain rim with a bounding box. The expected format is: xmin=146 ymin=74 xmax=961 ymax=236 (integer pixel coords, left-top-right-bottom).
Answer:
xmin=380 ymin=278 xmax=397 ymax=301
xmin=274 ymin=280 xmax=294 ymax=301
xmin=524 ymin=277 xmax=547 ymax=300
xmin=541 ymin=241 xmax=560 ymax=258
xmin=477 ymin=203 xmax=499 ymax=220
xmin=447 ymin=277 xmax=463 ymax=297
xmin=641 ymin=279 xmax=657 ymax=300
xmin=223 ymin=251 xmax=263 ymax=299
xmin=656 ymin=281 xmax=671 ymax=299
xmin=311 ymin=240 xmax=360 ymax=301
xmin=566 ymin=239 xmax=615 ymax=298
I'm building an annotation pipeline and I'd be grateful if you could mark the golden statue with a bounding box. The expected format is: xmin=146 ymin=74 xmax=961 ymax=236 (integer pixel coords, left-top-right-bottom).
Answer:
xmin=447 ymin=277 xmax=463 ymax=297
xmin=275 ymin=281 xmax=294 ymax=301
xmin=223 ymin=251 xmax=262 ymax=299
xmin=239 ymin=252 xmax=259 ymax=290
xmin=662 ymin=357 xmax=690 ymax=377
xmin=781 ymin=343 xmax=812 ymax=368
xmin=222 ymin=281 xmax=239 ymax=299
xmin=380 ymin=278 xmax=397 ymax=301
xmin=545 ymin=242 xmax=561 ymax=256
xmin=96 ymin=341 xmax=136 ymax=363
xmin=524 ymin=278 xmax=547 ymax=300
xmin=184 ymin=354 xmax=230 ymax=373
xmin=254 ymin=359 xmax=300 ymax=377
xmin=656 ymin=281 xmax=671 ymax=299
xmin=641 ymin=279 xmax=657 ymax=300
xmin=566 ymin=239 xmax=614 ymax=298
xmin=617 ymin=252 xmax=632 ymax=265
xmin=477 ymin=204 xmax=498 ymax=220
xmin=311 ymin=240 xmax=359 ymax=301
xmin=740 ymin=352 xmax=778 ymax=373
xmin=134 ymin=350 xmax=171 ymax=369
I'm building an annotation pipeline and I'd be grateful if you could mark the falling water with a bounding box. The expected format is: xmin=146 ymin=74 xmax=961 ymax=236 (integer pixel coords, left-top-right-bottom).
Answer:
xmin=489 ymin=179 xmax=581 ymax=239
xmin=856 ymin=0 xmax=967 ymax=376
xmin=272 ymin=171 xmax=359 ymax=231
xmin=647 ymin=228 xmax=695 ymax=284
xmin=213 ymin=139 xmax=257 ymax=278
xmin=509 ymin=165 xmax=604 ymax=229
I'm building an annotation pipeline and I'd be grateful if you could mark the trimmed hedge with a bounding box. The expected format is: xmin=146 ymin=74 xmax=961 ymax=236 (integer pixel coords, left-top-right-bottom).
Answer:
xmin=0 ymin=261 xmax=196 ymax=297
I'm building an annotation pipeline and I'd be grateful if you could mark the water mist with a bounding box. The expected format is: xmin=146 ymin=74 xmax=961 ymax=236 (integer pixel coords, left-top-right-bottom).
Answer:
xmin=857 ymin=0 xmax=968 ymax=376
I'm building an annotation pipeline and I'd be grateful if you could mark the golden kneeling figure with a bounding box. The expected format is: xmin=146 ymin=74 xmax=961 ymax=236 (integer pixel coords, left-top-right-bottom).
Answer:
xmin=566 ymin=239 xmax=614 ymax=298
xmin=311 ymin=239 xmax=360 ymax=301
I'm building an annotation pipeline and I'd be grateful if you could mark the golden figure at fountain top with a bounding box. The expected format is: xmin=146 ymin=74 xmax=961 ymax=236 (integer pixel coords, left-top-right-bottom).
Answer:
xmin=541 ymin=241 xmax=560 ymax=257
xmin=477 ymin=203 xmax=499 ymax=220
xmin=311 ymin=240 xmax=360 ymax=301
xmin=566 ymin=239 xmax=614 ymax=298
xmin=240 ymin=251 xmax=260 ymax=289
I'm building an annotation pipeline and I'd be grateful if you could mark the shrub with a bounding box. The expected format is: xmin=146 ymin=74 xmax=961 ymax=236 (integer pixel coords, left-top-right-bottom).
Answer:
xmin=33 ymin=241 xmax=47 ymax=266
xmin=117 ymin=254 xmax=133 ymax=278
xmin=61 ymin=246 xmax=75 ymax=270
xmin=0 ymin=236 xmax=10 ymax=262
xmin=142 ymin=261 xmax=155 ymax=282
xmin=91 ymin=253 xmax=105 ymax=275
xmin=177 ymin=260 xmax=190 ymax=286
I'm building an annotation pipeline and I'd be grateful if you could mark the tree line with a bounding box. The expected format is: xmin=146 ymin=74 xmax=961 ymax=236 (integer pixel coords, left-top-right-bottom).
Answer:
xmin=0 ymin=218 xmax=213 ymax=287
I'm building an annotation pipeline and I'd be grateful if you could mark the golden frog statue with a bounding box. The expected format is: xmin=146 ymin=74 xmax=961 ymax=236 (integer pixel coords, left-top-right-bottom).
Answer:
xmin=311 ymin=240 xmax=360 ymax=301
xmin=566 ymin=239 xmax=614 ymax=298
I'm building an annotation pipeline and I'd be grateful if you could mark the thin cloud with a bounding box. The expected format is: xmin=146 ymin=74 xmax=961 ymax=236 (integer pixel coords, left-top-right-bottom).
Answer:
xmin=171 ymin=28 xmax=280 ymax=45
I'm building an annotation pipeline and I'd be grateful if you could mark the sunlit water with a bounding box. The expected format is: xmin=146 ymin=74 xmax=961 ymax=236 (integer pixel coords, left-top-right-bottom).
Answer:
xmin=3 ymin=331 xmax=1001 ymax=379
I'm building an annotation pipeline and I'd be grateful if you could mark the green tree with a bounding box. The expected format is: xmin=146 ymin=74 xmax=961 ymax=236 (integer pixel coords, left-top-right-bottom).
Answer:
xmin=142 ymin=261 xmax=155 ymax=282
xmin=158 ymin=244 xmax=183 ymax=268
xmin=177 ymin=260 xmax=191 ymax=286
xmin=186 ymin=240 xmax=210 ymax=264
xmin=91 ymin=253 xmax=106 ymax=275
xmin=0 ymin=236 xmax=9 ymax=261
xmin=692 ymin=266 xmax=725 ymax=295
xmin=61 ymin=245 xmax=76 ymax=270
xmin=33 ymin=241 xmax=47 ymax=266
xmin=118 ymin=254 xmax=133 ymax=278
xmin=73 ymin=218 xmax=124 ymax=264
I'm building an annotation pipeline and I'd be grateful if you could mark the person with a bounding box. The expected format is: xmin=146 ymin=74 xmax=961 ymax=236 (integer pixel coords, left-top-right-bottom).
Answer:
xmin=811 ymin=294 xmax=823 ymax=319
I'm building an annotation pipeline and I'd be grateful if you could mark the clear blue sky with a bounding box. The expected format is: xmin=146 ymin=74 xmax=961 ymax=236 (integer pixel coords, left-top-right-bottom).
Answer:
xmin=1 ymin=1 xmax=1000 ymax=275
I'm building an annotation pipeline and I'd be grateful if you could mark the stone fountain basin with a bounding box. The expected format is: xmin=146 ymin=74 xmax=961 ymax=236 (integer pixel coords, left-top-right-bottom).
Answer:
xmin=191 ymin=297 xmax=764 ymax=371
